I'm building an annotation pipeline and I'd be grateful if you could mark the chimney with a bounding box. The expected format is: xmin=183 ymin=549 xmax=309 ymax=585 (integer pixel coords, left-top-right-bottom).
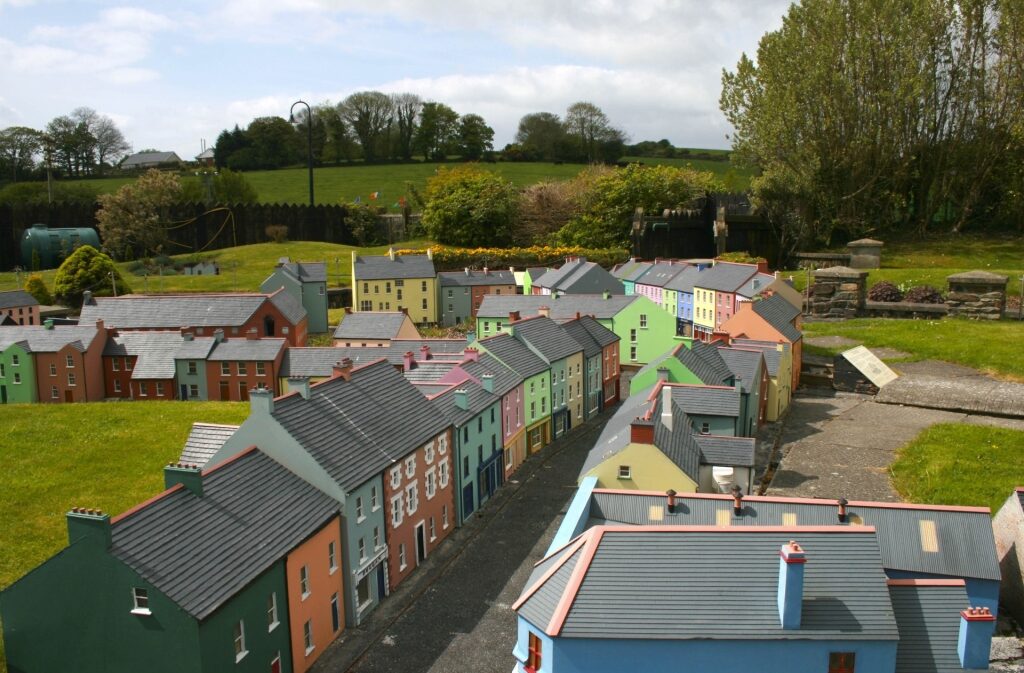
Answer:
xmin=66 ymin=507 xmax=111 ymax=548
xmin=660 ymin=385 xmax=673 ymax=431
xmin=757 ymin=260 xmax=769 ymax=273
xmin=43 ymin=319 xmax=54 ymax=330
xmin=602 ymin=290 xmax=610 ymax=300
xmin=483 ymin=266 xmax=488 ymax=275
xmin=509 ymin=266 xmax=515 ymax=274
xmin=388 ymin=247 xmax=396 ymax=261
xmin=426 ymin=247 xmax=433 ymax=260
xmin=465 ymin=267 xmax=471 ymax=276
xmin=250 ymin=387 xmax=275 ymax=415
xmin=333 ymin=357 xmax=354 ymax=380
xmin=278 ymin=257 xmax=290 ymax=265
xmin=656 ymin=366 xmax=670 ymax=382
xmin=403 ymin=351 xmax=415 ymax=371
xmin=538 ymin=305 xmax=550 ymax=318
xmin=731 ymin=484 xmax=744 ymax=514
xmin=420 ymin=344 xmax=431 ymax=360
xmin=575 ymin=312 xmax=581 ymax=320
xmin=213 ymin=328 xmax=225 ymax=343
xmin=958 ymin=607 xmax=996 ymax=669
xmin=480 ymin=374 xmax=494 ymax=393
xmin=246 ymin=327 xmax=258 ymax=340
xmin=82 ymin=290 xmax=95 ymax=306
xmin=666 ymin=489 xmax=677 ymax=514
xmin=454 ymin=388 xmax=468 ymax=410
xmin=509 ymin=310 xmax=520 ymax=323
xmin=837 ymin=497 xmax=848 ymax=523
xmin=630 ymin=417 xmax=655 ymax=444
xmin=289 ymin=376 xmax=311 ymax=399
xmin=399 ymin=306 xmax=408 ymax=315
xmin=164 ymin=462 xmax=203 ymax=496
xmin=463 ymin=347 xmax=479 ymax=362
xmin=777 ymin=540 xmax=806 ymax=629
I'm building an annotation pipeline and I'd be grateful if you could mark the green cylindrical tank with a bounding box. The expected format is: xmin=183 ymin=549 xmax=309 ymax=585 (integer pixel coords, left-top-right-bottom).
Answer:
xmin=20 ymin=224 xmax=101 ymax=270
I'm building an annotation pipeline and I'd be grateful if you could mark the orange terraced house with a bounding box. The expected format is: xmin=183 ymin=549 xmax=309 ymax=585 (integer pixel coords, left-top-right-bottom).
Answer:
xmin=285 ymin=514 xmax=346 ymax=673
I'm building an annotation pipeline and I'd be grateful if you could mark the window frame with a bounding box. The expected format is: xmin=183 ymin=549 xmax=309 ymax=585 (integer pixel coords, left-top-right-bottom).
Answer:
xmin=299 ymin=565 xmax=310 ymax=599
xmin=233 ymin=620 xmax=247 ymax=662
xmin=131 ymin=587 xmax=151 ymax=615
xmin=267 ymin=592 xmax=279 ymax=632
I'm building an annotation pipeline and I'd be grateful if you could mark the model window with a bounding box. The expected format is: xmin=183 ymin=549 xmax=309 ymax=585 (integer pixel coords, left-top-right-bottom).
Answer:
xmin=13 ymin=373 xmax=20 ymax=384
xmin=405 ymin=455 xmax=416 ymax=478
xmin=421 ymin=280 xmax=427 ymax=292
xmin=700 ymin=422 xmax=710 ymax=435
xmin=373 ymin=526 xmax=381 ymax=549
xmin=424 ymin=443 xmax=435 ymax=464
xmin=233 ymin=620 xmax=247 ymax=662
xmin=421 ymin=298 xmax=428 ymax=310
xmin=390 ymin=466 xmax=401 ymax=489
xmin=111 ymin=359 xmax=119 ymax=372
xmin=187 ymin=360 xmax=197 ymax=375
xmin=526 ymin=632 xmax=542 ymax=672
xmin=328 ymin=541 xmax=338 ymax=572
xmin=114 ymin=379 xmax=121 ymax=393
xmin=131 ymin=587 xmax=150 ymax=614
xmin=618 ymin=465 xmax=632 ymax=479
xmin=391 ymin=494 xmax=404 ymax=528
xmin=371 ymin=485 xmax=379 ymax=510
xmin=67 ymin=373 xmax=76 ymax=387
xmin=426 ymin=468 xmax=437 ymax=499
xmin=299 ymin=565 xmax=310 ymax=598
xmin=221 ymin=362 xmax=230 ymax=376
xmin=405 ymin=483 xmax=418 ymax=515
xmin=9 ymin=355 xmax=17 ymax=366
xmin=64 ymin=354 xmax=74 ymax=367
xmin=829 ymin=653 xmax=855 ymax=673
xmin=439 ymin=460 xmax=450 ymax=488
xmin=124 ymin=356 xmax=132 ymax=371
xmin=356 ymin=496 xmax=365 ymax=521
xmin=303 ymin=620 xmax=314 ymax=655
xmin=256 ymin=362 xmax=266 ymax=376
xmin=429 ymin=517 xmax=437 ymax=541
xmin=51 ymin=386 xmax=58 ymax=399
xmin=156 ymin=382 xmax=165 ymax=397
xmin=442 ymin=504 xmax=449 ymax=528
xmin=237 ymin=362 xmax=247 ymax=376
xmin=358 ymin=537 xmax=366 ymax=561
xmin=267 ymin=592 xmax=279 ymax=630
xmin=399 ymin=543 xmax=407 ymax=570
xmin=189 ymin=384 xmax=199 ymax=398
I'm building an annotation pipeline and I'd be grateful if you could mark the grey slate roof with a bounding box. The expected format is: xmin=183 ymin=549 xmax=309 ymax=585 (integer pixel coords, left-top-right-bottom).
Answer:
xmin=429 ymin=380 xmax=499 ymax=427
xmin=80 ymin=293 xmax=299 ymax=329
xmin=730 ymin=339 xmax=788 ymax=378
xmin=0 ymin=323 xmax=102 ymax=353
xmin=611 ymin=260 xmax=653 ymax=282
xmin=579 ymin=385 xmax=655 ymax=476
xmin=751 ymin=294 xmax=802 ymax=342
xmin=178 ymin=423 xmax=239 ymax=467
xmin=693 ymin=261 xmax=759 ymax=293
xmin=888 ymin=583 xmax=978 ymax=673
xmin=334 ymin=312 xmax=410 ymax=339
xmin=736 ymin=272 xmax=777 ymax=299
xmin=274 ymin=258 xmax=327 ymax=283
xmin=353 ymin=252 xmax=435 ymax=280
xmin=587 ymin=492 xmax=1001 ymax=581
xmin=478 ymin=294 xmax=640 ymax=321
xmin=103 ymin=331 xmax=184 ymax=379
xmin=207 ymin=338 xmax=286 ymax=362
xmin=282 ymin=339 xmax=470 ymax=377
xmin=517 ymin=527 xmax=898 ymax=641
xmin=271 ymin=359 xmax=450 ymax=491
xmin=460 ymin=352 xmax=523 ymax=398
xmin=716 ymin=346 xmax=764 ymax=393
xmin=511 ymin=316 xmax=582 ymax=363
xmin=267 ymin=289 xmax=308 ymax=324
xmin=652 ymin=401 xmax=702 ymax=482
xmin=280 ymin=347 xmax=346 ymax=378
xmin=535 ymin=259 xmax=623 ymax=295
xmin=477 ymin=332 xmax=549 ymax=379
xmin=121 ymin=151 xmax=181 ymax=167
xmin=526 ymin=267 xmax=548 ymax=282
xmin=662 ymin=265 xmax=704 ymax=294
xmin=438 ymin=269 xmax=516 ymax=287
xmin=670 ymin=384 xmax=740 ymax=418
xmin=173 ymin=336 xmax=217 ymax=360
xmin=694 ymin=434 xmax=756 ymax=467
xmin=110 ymin=448 xmax=340 ymax=620
xmin=577 ymin=315 xmax=619 ymax=348
xmin=0 ymin=290 xmax=39 ymax=309
xmin=559 ymin=319 xmax=601 ymax=359
xmin=403 ymin=361 xmax=457 ymax=383
xmin=634 ymin=262 xmax=686 ymax=289
xmin=675 ymin=341 xmax=734 ymax=386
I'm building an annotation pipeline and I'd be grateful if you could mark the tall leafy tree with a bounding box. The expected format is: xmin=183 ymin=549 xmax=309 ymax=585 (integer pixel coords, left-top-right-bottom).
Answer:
xmin=0 ymin=126 xmax=43 ymax=182
xmin=391 ymin=93 xmax=422 ymax=160
xmin=96 ymin=169 xmax=182 ymax=259
xmin=563 ymin=101 xmax=625 ymax=163
xmin=456 ymin=113 xmax=494 ymax=160
xmin=415 ymin=102 xmax=460 ymax=160
xmin=515 ymin=112 xmax=566 ymax=161
xmin=71 ymin=107 xmax=130 ymax=174
xmin=244 ymin=116 xmax=301 ymax=169
xmin=339 ymin=91 xmax=394 ymax=162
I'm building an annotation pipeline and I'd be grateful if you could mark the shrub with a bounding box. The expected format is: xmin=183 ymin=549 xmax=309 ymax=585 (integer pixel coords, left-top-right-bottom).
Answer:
xmin=717 ymin=251 xmax=766 ymax=264
xmin=394 ymin=244 xmax=629 ymax=271
xmin=345 ymin=203 xmax=387 ymax=246
xmin=868 ymin=281 xmax=903 ymax=302
xmin=421 ymin=166 xmax=518 ymax=247
xmin=96 ymin=169 xmax=181 ymax=259
xmin=24 ymin=273 xmax=53 ymax=305
xmin=903 ymin=285 xmax=944 ymax=304
xmin=265 ymin=225 xmax=288 ymax=243
xmin=54 ymin=245 xmax=131 ymax=307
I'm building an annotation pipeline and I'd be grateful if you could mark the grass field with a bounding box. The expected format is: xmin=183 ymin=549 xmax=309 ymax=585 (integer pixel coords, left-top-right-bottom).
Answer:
xmin=72 ymin=154 xmax=752 ymax=207
xmin=890 ymin=423 xmax=1024 ymax=512
xmin=0 ymin=401 xmax=250 ymax=591
xmin=803 ymin=318 xmax=1024 ymax=380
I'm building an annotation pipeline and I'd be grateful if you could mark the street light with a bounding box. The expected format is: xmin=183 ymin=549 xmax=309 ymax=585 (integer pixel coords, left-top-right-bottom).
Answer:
xmin=289 ymin=100 xmax=315 ymax=208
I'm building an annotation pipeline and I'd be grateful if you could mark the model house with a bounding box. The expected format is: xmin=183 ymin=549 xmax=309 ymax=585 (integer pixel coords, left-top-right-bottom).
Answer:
xmin=0 ymin=321 xmax=110 ymax=404
xmin=476 ymin=333 xmax=552 ymax=455
xmin=717 ymin=345 xmax=769 ymax=436
xmin=261 ymin=258 xmax=329 ymax=334
xmin=663 ymin=265 xmax=704 ymax=336
xmin=629 ymin=340 xmax=735 ymax=395
xmin=79 ymin=289 xmax=308 ymax=347
xmin=351 ymin=248 xmax=437 ymax=324
xmin=210 ymin=359 xmax=456 ymax=627
xmin=332 ymin=311 xmax=421 ymax=347
xmin=103 ymin=331 xmax=185 ymax=400
xmin=0 ymin=289 xmax=40 ymax=326
xmin=531 ymin=257 xmax=624 ymax=297
xmin=692 ymin=261 xmax=762 ymax=340
xmin=476 ymin=293 xmax=678 ymax=367
xmin=438 ymin=268 xmax=517 ymax=326
xmin=610 ymin=259 xmax=653 ymax=295
xmin=719 ymin=294 xmax=803 ymax=391
xmin=206 ymin=336 xmax=287 ymax=400
xmin=0 ymin=448 xmax=346 ymax=673
xmin=631 ymin=260 xmax=687 ymax=308
xmin=559 ymin=317 xmax=604 ymax=421
xmin=730 ymin=338 xmax=793 ymax=421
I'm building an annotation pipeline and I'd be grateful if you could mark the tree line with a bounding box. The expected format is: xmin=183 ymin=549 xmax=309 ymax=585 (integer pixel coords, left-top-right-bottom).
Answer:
xmin=213 ymin=95 xmax=632 ymax=170
xmin=0 ymin=107 xmax=131 ymax=183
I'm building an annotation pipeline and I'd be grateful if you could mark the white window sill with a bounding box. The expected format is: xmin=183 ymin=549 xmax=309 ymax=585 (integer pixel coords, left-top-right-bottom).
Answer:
xmin=399 ymin=563 xmax=407 ymax=571
xmin=430 ymin=536 xmax=437 ymax=543
xmin=304 ymin=646 xmax=315 ymax=656
xmin=130 ymin=608 xmax=152 ymax=616
xmin=301 ymin=591 xmax=311 ymax=601
xmin=372 ymin=505 xmax=381 ymax=512
xmin=356 ymin=516 xmax=366 ymax=524
xmin=329 ymin=566 xmax=338 ymax=575
xmin=235 ymin=650 xmax=248 ymax=663
xmin=268 ymin=621 xmax=279 ymax=633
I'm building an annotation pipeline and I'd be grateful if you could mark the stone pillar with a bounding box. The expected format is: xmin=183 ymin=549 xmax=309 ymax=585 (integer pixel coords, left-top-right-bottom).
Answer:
xmin=811 ymin=266 xmax=868 ymax=318
xmin=847 ymin=239 xmax=883 ymax=269
xmin=946 ymin=271 xmax=1008 ymax=320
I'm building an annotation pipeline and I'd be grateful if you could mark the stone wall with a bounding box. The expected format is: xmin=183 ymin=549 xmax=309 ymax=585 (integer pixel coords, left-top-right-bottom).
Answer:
xmin=946 ymin=271 xmax=1008 ymax=320
xmin=810 ymin=267 xmax=868 ymax=318
xmin=863 ymin=301 xmax=947 ymax=319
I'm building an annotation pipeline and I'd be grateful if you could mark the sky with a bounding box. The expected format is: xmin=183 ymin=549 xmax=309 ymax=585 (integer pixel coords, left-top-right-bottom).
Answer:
xmin=0 ymin=0 xmax=791 ymax=160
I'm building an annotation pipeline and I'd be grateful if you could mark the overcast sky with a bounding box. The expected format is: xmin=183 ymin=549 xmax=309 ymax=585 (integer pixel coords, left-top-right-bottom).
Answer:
xmin=0 ymin=0 xmax=791 ymax=159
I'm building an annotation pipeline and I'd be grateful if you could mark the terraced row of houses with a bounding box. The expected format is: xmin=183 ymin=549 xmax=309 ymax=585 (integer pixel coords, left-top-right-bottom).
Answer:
xmin=0 ymin=310 xmax=621 ymax=673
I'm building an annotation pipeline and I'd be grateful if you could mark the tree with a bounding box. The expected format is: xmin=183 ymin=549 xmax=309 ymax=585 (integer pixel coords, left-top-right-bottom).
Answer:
xmin=421 ymin=165 xmax=518 ymax=246
xmin=24 ymin=273 xmax=53 ymax=305
xmin=415 ymin=102 xmax=460 ymax=160
xmin=456 ymin=114 xmax=494 ymax=160
xmin=720 ymin=0 xmax=1024 ymax=242
xmin=391 ymin=93 xmax=422 ymax=160
xmin=0 ymin=126 xmax=43 ymax=182
xmin=72 ymin=107 xmax=130 ymax=174
xmin=245 ymin=116 xmax=301 ymax=169
xmin=181 ymin=168 xmax=258 ymax=204
xmin=96 ymin=169 xmax=182 ymax=259
xmin=214 ymin=125 xmax=250 ymax=168
xmin=45 ymin=115 xmax=83 ymax=176
xmin=0 ymin=181 xmax=98 ymax=206
xmin=339 ymin=91 xmax=394 ymax=162
xmin=556 ymin=163 xmax=721 ymax=247
xmin=316 ymin=103 xmax=358 ymax=164
xmin=563 ymin=102 xmax=625 ymax=163
xmin=53 ymin=245 xmax=131 ymax=307
xmin=515 ymin=112 xmax=566 ymax=161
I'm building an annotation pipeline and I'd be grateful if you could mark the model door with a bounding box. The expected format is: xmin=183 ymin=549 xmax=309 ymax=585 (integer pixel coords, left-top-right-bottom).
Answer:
xmin=180 ymin=384 xmax=188 ymax=400
xmin=415 ymin=522 xmax=427 ymax=564
xmin=376 ymin=564 xmax=386 ymax=598
xmin=219 ymin=380 xmax=229 ymax=400
xmin=462 ymin=483 xmax=475 ymax=519
xmin=64 ymin=389 xmax=73 ymax=403
xmin=0 ymin=386 xmax=6 ymax=404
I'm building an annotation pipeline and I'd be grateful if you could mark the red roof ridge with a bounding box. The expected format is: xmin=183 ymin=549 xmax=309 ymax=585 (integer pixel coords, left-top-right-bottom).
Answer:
xmin=887 ymin=578 xmax=966 ymax=587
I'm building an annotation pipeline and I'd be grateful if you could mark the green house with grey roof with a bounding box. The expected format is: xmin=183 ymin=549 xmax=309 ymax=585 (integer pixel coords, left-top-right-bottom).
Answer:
xmin=477 ymin=332 xmax=553 ymax=454
xmin=0 ymin=448 xmax=343 ymax=673
xmin=0 ymin=339 xmax=36 ymax=403
xmin=261 ymin=257 xmax=329 ymax=334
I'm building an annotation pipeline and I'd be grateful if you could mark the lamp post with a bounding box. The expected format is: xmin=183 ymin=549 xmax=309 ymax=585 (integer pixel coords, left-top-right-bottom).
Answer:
xmin=289 ymin=100 xmax=315 ymax=208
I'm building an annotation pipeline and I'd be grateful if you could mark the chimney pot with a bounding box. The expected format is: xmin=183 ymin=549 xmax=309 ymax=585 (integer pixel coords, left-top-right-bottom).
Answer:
xmin=837 ymin=497 xmax=848 ymax=522
xmin=333 ymin=357 xmax=354 ymax=380
xmin=732 ymin=485 xmax=743 ymax=514
xmin=249 ymin=387 xmax=275 ymax=414
xmin=509 ymin=310 xmax=520 ymax=323
xmin=958 ymin=605 xmax=997 ymax=668
xmin=666 ymin=489 xmax=677 ymax=513
xmin=480 ymin=373 xmax=494 ymax=393
xmin=288 ymin=376 xmax=311 ymax=399
xmin=403 ymin=351 xmax=415 ymax=371
xmin=538 ymin=305 xmax=550 ymax=318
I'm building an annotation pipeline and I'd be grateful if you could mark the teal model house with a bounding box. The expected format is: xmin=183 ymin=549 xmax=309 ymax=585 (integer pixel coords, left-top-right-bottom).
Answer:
xmin=261 ymin=258 xmax=329 ymax=334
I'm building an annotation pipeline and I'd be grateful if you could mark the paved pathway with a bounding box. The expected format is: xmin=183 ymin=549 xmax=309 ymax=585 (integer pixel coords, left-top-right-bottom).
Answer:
xmin=311 ymin=407 xmax=610 ymax=673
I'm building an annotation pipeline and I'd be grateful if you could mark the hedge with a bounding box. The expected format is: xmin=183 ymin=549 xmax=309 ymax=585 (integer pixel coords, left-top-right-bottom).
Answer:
xmin=393 ymin=245 xmax=630 ymax=271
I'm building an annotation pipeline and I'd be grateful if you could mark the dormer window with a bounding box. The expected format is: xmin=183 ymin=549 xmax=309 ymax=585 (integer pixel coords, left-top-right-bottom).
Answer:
xmin=617 ymin=465 xmax=632 ymax=480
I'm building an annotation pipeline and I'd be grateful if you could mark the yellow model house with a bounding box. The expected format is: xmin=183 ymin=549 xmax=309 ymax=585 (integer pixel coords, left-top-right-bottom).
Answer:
xmin=351 ymin=248 xmax=438 ymax=324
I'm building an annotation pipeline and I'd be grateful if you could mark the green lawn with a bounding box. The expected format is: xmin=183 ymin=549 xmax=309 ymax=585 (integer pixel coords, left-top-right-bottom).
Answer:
xmin=0 ymin=402 xmax=250 ymax=591
xmin=803 ymin=318 xmax=1024 ymax=380
xmin=890 ymin=423 xmax=1024 ymax=512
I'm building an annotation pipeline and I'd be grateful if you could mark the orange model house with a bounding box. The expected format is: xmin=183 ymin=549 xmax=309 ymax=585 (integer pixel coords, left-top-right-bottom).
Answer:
xmin=718 ymin=294 xmax=803 ymax=392
xmin=34 ymin=321 xmax=110 ymax=403
xmin=285 ymin=514 xmax=345 ymax=673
